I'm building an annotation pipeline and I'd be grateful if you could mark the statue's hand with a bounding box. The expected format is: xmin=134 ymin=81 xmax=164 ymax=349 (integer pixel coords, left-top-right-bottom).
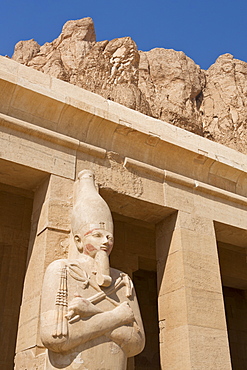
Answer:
xmin=65 ymin=295 xmax=102 ymax=323
xmin=116 ymin=301 xmax=135 ymax=324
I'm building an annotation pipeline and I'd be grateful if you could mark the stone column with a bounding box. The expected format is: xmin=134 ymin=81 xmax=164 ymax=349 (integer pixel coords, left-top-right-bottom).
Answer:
xmin=156 ymin=211 xmax=232 ymax=370
xmin=15 ymin=174 xmax=73 ymax=369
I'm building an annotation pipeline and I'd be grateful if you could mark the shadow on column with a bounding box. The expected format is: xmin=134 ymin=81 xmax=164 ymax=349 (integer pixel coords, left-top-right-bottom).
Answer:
xmin=0 ymin=184 xmax=33 ymax=370
xmin=133 ymin=269 xmax=160 ymax=370
xmin=215 ymin=221 xmax=247 ymax=370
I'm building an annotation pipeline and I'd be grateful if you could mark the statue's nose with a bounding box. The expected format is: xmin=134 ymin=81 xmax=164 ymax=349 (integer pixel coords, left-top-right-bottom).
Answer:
xmin=102 ymin=236 xmax=109 ymax=245
xmin=103 ymin=235 xmax=111 ymax=245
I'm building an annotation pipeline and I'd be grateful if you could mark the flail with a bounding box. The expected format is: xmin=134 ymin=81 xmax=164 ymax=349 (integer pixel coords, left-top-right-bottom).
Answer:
xmin=53 ymin=266 xmax=68 ymax=338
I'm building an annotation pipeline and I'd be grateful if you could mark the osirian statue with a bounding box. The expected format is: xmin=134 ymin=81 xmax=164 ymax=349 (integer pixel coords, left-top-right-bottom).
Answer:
xmin=40 ymin=170 xmax=145 ymax=369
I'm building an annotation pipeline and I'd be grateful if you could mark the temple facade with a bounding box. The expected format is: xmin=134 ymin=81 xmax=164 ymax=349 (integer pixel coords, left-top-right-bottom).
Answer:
xmin=1 ymin=55 xmax=247 ymax=369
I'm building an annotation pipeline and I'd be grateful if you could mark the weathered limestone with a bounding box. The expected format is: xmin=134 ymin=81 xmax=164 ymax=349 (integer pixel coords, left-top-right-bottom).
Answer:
xmin=10 ymin=17 xmax=247 ymax=154
xmin=12 ymin=17 xmax=96 ymax=82
xmin=202 ymin=53 xmax=247 ymax=153
xmin=138 ymin=48 xmax=205 ymax=135
xmin=0 ymin=55 xmax=247 ymax=369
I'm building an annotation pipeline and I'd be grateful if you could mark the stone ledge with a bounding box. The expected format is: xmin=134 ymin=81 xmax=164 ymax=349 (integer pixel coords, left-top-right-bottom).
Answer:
xmin=124 ymin=157 xmax=247 ymax=207
xmin=0 ymin=112 xmax=106 ymax=159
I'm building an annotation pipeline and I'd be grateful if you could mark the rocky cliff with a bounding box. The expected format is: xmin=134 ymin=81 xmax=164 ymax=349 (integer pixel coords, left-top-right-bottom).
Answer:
xmin=11 ymin=17 xmax=247 ymax=154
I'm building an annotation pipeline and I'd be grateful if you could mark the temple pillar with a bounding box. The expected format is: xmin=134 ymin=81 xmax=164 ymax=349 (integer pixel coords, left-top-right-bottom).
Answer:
xmin=15 ymin=174 xmax=73 ymax=369
xmin=156 ymin=211 xmax=232 ymax=369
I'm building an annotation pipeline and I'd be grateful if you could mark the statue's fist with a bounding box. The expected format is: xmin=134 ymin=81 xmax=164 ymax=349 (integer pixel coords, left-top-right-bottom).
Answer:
xmin=65 ymin=295 xmax=102 ymax=323
xmin=116 ymin=301 xmax=135 ymax=324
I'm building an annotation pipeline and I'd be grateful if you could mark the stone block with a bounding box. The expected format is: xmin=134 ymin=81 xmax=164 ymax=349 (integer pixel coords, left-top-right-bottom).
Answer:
xmin=17 ymin=64 xmax=51 ymax=93
xmin=183 ymin=249 xmax=222 ymax=292
xmin=158 ymin=250 xmax=184 ymax=295
xmin=177 ymin=225 xmax=218 ymax=257
xmin=158 ymin=288 xmax=187 ymax=328
xmin=186 ymin=287 xmax=226 ymax=330
xmin=15 ymin=347 xmax=46 ymax=370
xmin=10 ymin=85 xmax=64 ymax=126
xmin=0 ymin=79 xmax=17 ymax=113
xmin=0 ymin=56 xmax=20 ymax=76
xmin=0 ymin=127 xmax=76 ymax=179
xmin=188 ymin=325 xmax=231 ymax=370
xmin=164 ymin=182 xmax=194 ymax=213
xmin=160 ymin=325 xmax=191 ymax=370
xmin=58 ymin=104 xmax=90 ymax=141
xmin=37 ymin=199 xmax=72 ymax=234
xmin=16 ymin=294 xmax=41 ymax=352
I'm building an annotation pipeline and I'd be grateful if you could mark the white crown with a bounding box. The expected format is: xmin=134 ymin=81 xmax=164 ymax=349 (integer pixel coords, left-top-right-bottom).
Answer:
xmin=71 ymin=170 xmax=113 ymax=236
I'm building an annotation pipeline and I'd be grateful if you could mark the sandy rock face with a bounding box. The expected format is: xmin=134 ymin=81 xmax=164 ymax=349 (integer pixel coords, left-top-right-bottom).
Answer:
xmin=12 ymin=17 xmax=96 ymax=81
xmin=12 ymin=39 xmax=40 ymax=64
xmin=75 ymin=37 xmax=151 ymax=115
xmin=202 ymin=54 xmax=247 ymax=153
xmin=138 ymin=48 xmax=205 ymax=134
xmin=11 ymin=18 xmax=247 ymax=153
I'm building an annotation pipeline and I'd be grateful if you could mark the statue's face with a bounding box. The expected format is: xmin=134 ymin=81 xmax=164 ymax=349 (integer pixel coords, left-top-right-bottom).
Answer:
xmin=82 ymin=229 xmax=114 ymax=258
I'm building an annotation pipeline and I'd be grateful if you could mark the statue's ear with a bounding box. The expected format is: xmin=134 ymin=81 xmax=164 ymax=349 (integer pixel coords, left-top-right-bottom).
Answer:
xmin=74 ymin=234 xmax=83 ymax=252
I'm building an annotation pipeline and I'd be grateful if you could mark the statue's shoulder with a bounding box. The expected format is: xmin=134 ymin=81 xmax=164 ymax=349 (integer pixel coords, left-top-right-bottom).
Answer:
xmin=46 ymin=258 xmax=68 ymax=273
xmin=42 ymin=259 xmax=68 ymax=289
xmin=67 ymin=256 xmax=88 ymax=266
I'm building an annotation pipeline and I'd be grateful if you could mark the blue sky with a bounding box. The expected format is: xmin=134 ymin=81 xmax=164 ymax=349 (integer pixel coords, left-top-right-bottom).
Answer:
xmin=0 ymin=0 xmax=246 ymax=70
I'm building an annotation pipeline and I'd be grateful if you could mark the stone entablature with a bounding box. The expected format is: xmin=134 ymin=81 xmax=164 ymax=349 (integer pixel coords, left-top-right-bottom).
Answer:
xmin=1 ymin=56 xmax=247 ymax=195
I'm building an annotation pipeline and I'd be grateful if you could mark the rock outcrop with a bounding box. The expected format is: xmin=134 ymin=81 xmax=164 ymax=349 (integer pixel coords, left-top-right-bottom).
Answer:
xmin=202 ymin=54 xmax=247 ymax=153
xmin=11 ymin=17 xmax=247 ymax=154
xmin=138 ymin=49 xmax=205 ymax=135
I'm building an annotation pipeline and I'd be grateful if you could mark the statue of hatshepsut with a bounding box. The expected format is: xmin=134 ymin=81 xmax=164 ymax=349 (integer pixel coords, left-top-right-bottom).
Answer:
xmin=40 ymin=170 xmax=145 ymax=369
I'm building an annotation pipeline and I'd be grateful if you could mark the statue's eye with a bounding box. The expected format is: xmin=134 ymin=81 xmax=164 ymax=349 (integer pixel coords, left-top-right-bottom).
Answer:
xmin=92 ymin=232 xmax=102 ymax=237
